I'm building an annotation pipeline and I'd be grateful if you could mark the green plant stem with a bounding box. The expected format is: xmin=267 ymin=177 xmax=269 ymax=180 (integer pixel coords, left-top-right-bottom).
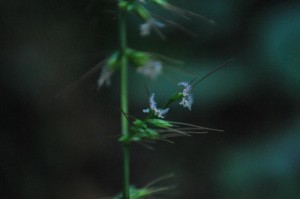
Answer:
xmin=122 ymin=143 xmax=130 ymax=199
xmin=119 ymin=3 xmax=130 ymax=199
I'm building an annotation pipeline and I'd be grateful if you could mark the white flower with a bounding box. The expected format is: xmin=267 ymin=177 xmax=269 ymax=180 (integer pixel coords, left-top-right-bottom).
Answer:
xmin=97 ymin=64 xmax=113 ymax=88
xmin=140 ymin=19 xmax=165 ymax=37
xmin=143 ymin=93 xmax=169 ymax=118
xmin=178 ymin=82 xmax=193 ymax=110
xmin=136 ymin=59 xmax=162 ymax=79
xmin=140 ymin=22 xmax=151 ymax=36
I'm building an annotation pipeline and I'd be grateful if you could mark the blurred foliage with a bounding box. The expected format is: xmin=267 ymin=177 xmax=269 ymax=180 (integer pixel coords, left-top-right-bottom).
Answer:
xmin=1 ymin=0 xmax=300 ymax=199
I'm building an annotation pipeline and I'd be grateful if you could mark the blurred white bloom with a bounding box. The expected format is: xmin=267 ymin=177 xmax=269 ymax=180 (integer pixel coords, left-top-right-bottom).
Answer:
xmin=140 ymin=19 xmax=165 ymax=37
xmin=140 ymin=22 xmax=151 ymax=36
xmin=97 ymin=65 xmax=113 ymax=88
xmin=143 ymin=93 xmax=169 ymax=118
xmin=178 ymin=82 xmax=193 ymax=110
xmin=137 ymin=59 xmax=162 ymax=79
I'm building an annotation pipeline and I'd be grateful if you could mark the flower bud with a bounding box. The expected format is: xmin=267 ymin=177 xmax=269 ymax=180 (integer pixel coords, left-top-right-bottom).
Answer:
xmin=135 ymin=4 xmax=151 ymax=20
xmin=118 ymin=1 xmax=131 ymax=10
xmin=126 ymin=49 xmax=150 ymax=67
xmin=133 ymin=119 xmax=147 ymax=128
xmin=118 ymin=1 xmax=138 ymax=12
xmin=107 ymin=52 xmax=121 ymax=70
xmin=151 ymin=0 xmax=168 ymax=7
xmin=164 ymin=92 xmax=184 ymax=107
xmin=146 ymin=119 xmax=173 ymax=128
xmin=97 ymin=52 xmax=121 ymax=88
xmin=144 ymin=128 xmax=159 ymax=138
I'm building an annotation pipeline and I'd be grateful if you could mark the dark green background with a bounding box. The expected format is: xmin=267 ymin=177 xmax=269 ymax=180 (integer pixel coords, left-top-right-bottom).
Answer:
xmin=1 ymin=0 xmax=300 ymax=198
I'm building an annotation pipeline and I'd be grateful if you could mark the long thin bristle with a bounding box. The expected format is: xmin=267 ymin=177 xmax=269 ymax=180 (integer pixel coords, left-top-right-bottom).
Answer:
xmin=160 ymin=131 xmax=208 ymax=138
xmin=147 ymin=185 xmax=176 ymax=194
xmin=143 ymin=139 xmax=157 ymax=144
xmin=150 ymin=19 xmax=167 ymax=40
xmin=189 ymin=76 xmax=198 ymax=85
xmin=165 ymin=127 xmax=192 ymax=136
xmin=156 ymin=138 xmax=175 ymax=144
xmin=152 ymin=14 xmax=198 ymax=38
xmin=55 ymin=59 xmax=107 ymax=99
xmin=150 ymin=52 xmax=184 ymax=65
xmin=167 ymin=4 xmax=215 ymax=25
xmin=166 ymin=4 xmax=191 ymax=20
xmin=167 ymin=121 xmax=224 ymax=132
xmin=192 ymin=58 xmax=234 ymax=88
xmin=136 ymin=141 xmax=155 ymax=150
xmin=144 ymin=174 xmax=175 ymax=188
xmin=118 ymin=108 xmax=136 ymax=120
xmin=161 ymin=133 xmax=188 ymax=138
xmin=178 ymin=131 xmax=208 ymax=134
xmin=159 ymin=127 xmax=210 ymax=132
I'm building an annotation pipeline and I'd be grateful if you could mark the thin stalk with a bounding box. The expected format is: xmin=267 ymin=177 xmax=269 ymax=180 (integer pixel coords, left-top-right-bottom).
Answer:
xmin=119 ymin=2 xmax=130 ymax=199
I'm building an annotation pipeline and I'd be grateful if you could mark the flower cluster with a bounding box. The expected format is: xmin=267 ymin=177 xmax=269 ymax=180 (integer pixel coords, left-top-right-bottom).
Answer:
xmin=126 ymin=49 xmax=164 ymax=79
xmin=136 ymin=59 xmax=162 ymax=79
xmin=118 ymin=80 xmax=223 ymax=145
xmin=113 ymin=174 xmax=174 ymax=199
xmin=143 ymin=93 xmax=169 ymax=118
xmin=119 ymin=0 xmax=214 ymax=38
xmin=178 ymin=81 xmax=193 ymax=110
xmin=76 ymin=1 xmax=226 ymax=199
xmin=96 ymin=0 xmax=214 ymax=88
xmin=97 ymin=52 xmax=120 ymax=88
xmin=97 ymin=49 xmax=166 ymax=88
xmin=140 ymin=18 xmax=165 ymax=37
xmin=143 ymin=81 xmax=194 ymax=117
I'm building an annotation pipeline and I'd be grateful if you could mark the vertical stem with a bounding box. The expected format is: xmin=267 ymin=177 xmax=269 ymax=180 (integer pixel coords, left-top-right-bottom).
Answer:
xmin=122 ymin=143 xmax=130 ymax=199
xmin=119 ymin=2 xmax=130 ymax=199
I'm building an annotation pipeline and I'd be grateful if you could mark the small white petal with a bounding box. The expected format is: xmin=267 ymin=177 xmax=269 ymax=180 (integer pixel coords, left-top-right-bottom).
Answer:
xmin=139 ymin=19 xmax=165 ymax=37
xmin=178 ymin=82 xmax=189 ymax=87
xmin=140 ymin=22 xmax=151 ymax=37
xmin=157 ymin=108 xmax=169 ymax=118
xmin=143 ymin=93 xmax=169 ymax=118
xmin=149 ymin=93 xmax=157 ymax=109
xmin=137 ymin=59 xmax=162 ymax=79
xmin=178 ymin=81 xmax=193 ymax=110
xmin=143 ymin=109 xmax=150 ymax=113
xmin=154 ymin=20 xmax=165 ymax=28
xmin=97 ymin=65 xmax=113 ymax=88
